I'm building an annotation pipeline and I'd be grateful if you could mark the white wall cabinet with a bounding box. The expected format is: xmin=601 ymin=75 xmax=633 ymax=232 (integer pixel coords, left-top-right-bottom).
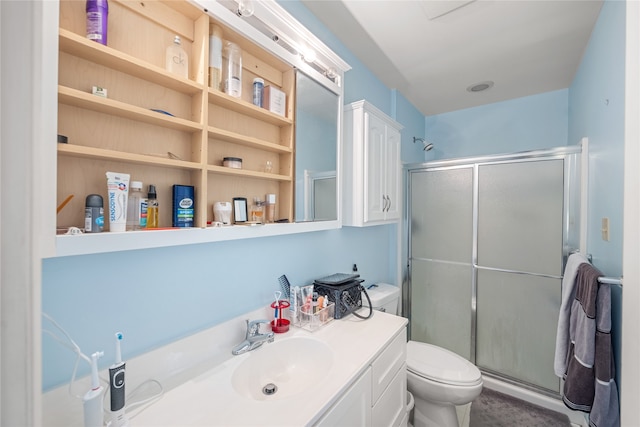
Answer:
xmin=315 ymin=328 xmax=407 ymax=427
xmin=343 ymin=100 xmax=403 ymax=226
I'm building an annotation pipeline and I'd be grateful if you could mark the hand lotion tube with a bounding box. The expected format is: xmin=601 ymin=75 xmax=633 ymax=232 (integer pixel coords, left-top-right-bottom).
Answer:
xmin=106 ymin=172 xmax=130 ymax=232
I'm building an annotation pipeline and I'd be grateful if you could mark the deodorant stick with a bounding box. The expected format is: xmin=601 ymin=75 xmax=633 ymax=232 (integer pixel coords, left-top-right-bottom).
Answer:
xmin=85 ymin=194 xmax=104 ymax=233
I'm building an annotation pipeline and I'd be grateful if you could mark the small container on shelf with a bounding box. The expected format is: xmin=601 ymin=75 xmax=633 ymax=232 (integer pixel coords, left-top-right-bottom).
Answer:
xmin=223 ymin=157 xmax=242 ymax=169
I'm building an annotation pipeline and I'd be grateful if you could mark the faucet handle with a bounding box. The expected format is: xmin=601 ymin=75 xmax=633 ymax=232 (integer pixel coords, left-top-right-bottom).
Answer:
xmin=246 ymin=319 xmax=270 ymax=336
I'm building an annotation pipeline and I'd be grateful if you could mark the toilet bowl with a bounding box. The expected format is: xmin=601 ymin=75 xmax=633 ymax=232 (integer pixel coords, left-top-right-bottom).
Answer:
xmin=365 ymin=283 xmax=483 ymax=427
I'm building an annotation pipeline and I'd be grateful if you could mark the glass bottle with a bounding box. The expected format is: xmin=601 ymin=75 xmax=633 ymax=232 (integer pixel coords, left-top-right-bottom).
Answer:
xmin=146 ymin=184 xmax=159 ymax=228
xmin=251 ymin=197 xmax=264 ymax=223
xmin=166 ymin=35 xmax=188 ymax=79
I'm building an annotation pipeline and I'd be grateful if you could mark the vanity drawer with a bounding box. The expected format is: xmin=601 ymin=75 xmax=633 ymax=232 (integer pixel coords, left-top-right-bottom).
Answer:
xmin=372 ymin=363 xmax=406 ymax=427
xmin=371 ymin=330 xmax=406 ymax=404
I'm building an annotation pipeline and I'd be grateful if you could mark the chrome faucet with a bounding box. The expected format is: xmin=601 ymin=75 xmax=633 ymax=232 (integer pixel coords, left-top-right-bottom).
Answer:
xmin=232 ymin=319 xmax=275 ymax=355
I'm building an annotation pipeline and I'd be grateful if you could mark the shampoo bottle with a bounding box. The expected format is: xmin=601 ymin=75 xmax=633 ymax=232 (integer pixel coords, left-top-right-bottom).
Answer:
xmin=146 ymin=184 xmax=159 ymax=228
xmin=165 ymin=35 xmax=188 ymax=79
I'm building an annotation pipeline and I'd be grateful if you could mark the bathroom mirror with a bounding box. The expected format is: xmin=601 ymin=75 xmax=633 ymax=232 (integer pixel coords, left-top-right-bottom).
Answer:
xmin=294 ymin=71 xmax=339 ymax=222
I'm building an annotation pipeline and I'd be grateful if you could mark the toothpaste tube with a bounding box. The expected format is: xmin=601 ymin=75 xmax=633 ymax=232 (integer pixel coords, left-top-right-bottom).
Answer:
xmin=106 ymin=172 xmax=130 ymax=232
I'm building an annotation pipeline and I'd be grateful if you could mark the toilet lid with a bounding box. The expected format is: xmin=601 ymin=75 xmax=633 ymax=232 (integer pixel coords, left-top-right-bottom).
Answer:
xmin=406 ymin=341 xmax=482 ymax=386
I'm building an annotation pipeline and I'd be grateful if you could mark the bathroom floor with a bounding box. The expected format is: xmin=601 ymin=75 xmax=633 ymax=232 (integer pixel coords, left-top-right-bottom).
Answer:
xmin=469 ymin=388 xmax=571 ymax=426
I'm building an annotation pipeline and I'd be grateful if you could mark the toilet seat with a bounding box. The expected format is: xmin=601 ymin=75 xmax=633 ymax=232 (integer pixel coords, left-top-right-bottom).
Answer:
xmin=407 ymin=341 xmax=482 ymax=386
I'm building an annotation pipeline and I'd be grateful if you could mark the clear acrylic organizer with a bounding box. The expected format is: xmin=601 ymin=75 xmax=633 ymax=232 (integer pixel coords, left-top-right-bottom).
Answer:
xmin=298 ymin=302 xmax=334 ymax=332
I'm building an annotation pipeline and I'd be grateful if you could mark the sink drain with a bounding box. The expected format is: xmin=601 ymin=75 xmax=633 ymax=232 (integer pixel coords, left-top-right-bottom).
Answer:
xmin=262 ymin=383 xmax=278 ymax=395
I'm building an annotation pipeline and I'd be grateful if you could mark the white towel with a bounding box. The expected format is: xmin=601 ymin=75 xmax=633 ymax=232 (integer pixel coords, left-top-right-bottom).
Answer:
xmin=554 ymin=252 xmax=590 ymax=377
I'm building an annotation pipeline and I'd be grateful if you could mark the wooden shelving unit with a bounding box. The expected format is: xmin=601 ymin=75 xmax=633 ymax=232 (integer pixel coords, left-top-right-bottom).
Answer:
xmin=57 ymin=0 xmax=295 ymax=233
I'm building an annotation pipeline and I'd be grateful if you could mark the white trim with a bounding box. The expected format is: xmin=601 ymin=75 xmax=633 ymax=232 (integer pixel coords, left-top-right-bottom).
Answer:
xmin=579 ymin=137 xmax=588 ymax=253
xmin=621 ymin=1 xmax=640 ymax=425
xmin=1 ymin=0 xmax=58 ymax=424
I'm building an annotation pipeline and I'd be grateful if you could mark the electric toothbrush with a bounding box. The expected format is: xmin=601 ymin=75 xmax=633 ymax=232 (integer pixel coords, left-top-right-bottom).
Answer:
xmin=109 ymin=332 xmax=129 ymax=427
xmin=83 ymin=351 xmax=104 ymax=427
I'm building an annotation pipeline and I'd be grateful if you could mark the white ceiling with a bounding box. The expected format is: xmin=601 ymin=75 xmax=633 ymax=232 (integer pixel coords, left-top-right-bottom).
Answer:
xmin=300 ymin=0 xmax=603 ymax=116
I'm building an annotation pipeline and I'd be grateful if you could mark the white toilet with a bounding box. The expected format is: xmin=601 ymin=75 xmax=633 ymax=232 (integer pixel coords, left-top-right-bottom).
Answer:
xmin=365 ymin=284 xmax=483 ymax=427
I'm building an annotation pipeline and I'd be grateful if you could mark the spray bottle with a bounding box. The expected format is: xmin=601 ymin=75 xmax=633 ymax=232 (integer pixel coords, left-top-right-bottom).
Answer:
xmin=83 ymin=351 xmax=105 ymax=427
xmin=109 ymin=332 xmax=128 ymax=427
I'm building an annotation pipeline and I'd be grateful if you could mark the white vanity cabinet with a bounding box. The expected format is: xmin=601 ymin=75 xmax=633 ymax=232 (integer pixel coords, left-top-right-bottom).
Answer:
xmin=315 ymin=368 xmax=373 ymax=427
xmin=343 ymin=100 xmax=403 ymax=226
xmin=315 ymin=328 xmax=407 ymax=427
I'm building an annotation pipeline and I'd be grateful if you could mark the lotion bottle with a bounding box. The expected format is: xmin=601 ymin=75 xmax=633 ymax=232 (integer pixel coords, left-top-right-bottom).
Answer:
xmin=166 ymin=35 xmax=188 ymax=79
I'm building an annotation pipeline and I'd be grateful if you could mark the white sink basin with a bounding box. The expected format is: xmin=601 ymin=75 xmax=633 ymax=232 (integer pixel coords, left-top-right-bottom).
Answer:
xmin=231 ymin=337 xmax=334 ymax=401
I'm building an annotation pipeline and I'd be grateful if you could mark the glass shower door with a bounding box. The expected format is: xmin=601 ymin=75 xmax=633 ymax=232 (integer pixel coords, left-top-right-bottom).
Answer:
xmin=475 ymin=159 xmax=564 ymax=392
xmin=409 ymin=167 xmax=474 ymax=360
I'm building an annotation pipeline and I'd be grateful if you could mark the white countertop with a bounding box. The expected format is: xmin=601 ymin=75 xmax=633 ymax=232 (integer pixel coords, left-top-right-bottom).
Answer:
xmin=132 ymin=310 xmax=407 ymax=426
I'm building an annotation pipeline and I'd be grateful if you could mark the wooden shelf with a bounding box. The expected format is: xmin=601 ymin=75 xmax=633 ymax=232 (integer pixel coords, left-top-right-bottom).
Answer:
xmin=58 ymin=144 xmax=202 ymax=170
xmin=59 ymin=29 xmax=203 ymax=95
xmin=207 ymin=165 xmax=292 ymax=181
xmin=58 ymin=86 xmax=203 ymax=132
xmin=208 ymin=89 xmax=293 ymax=126
xmin=207 ymin=126 xmax=292 ymax=154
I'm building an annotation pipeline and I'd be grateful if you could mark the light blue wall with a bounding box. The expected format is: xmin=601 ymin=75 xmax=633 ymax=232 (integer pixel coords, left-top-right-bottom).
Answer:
xmin=41 ymin=1 xmax=426 ymax=390
xmin=569 ymin=0 xmax=625 ymax=278
xmin=568 ymin=0 xmax=625 ymax=385
xmin=425 ymin=89 xmax=570 ymax=160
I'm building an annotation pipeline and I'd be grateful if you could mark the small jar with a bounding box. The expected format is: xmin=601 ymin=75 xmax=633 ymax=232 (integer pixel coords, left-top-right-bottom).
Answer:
xmin=223 ymin=157 xmax=242 ymax=169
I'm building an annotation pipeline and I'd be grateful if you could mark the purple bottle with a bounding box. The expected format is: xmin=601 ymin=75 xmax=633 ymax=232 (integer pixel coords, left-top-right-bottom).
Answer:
xmin=86 ymin=0 xmax=108 ymax=45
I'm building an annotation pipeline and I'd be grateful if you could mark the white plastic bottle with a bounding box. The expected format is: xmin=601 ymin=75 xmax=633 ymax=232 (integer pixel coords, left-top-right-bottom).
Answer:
xmin=209 ymin=25 xmax=223 ymax=90
xmin=127 ymin=181 xmax=147 ymax=230
xmin=166 ymin=35 xmax=188 ymax=79
xmin=223 ymin=41 xmax=242 ymax=98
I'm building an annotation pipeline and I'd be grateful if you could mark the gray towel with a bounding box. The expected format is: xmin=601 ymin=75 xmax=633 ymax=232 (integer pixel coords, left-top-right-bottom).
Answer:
xmin=562 ymin=263 xmax=619 ymax=427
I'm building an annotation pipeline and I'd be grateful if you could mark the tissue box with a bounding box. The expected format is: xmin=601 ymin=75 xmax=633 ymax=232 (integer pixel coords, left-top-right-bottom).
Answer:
xmin=263 ymin=86 xmax=286 ymax=117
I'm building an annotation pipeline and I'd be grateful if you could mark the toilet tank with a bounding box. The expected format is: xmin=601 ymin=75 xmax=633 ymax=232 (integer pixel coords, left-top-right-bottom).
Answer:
xmin=364 ymin=283 xmax=400 ymax=315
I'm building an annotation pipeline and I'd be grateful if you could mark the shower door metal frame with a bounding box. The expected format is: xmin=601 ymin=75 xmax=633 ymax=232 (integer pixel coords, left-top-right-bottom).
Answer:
xmin=405 ymin=146 xmax=582 ymax=394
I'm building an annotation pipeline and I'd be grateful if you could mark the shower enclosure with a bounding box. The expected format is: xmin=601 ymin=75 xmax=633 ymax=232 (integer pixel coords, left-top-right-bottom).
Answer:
xmin=406 ymin=147 xmax=581 ymax=394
